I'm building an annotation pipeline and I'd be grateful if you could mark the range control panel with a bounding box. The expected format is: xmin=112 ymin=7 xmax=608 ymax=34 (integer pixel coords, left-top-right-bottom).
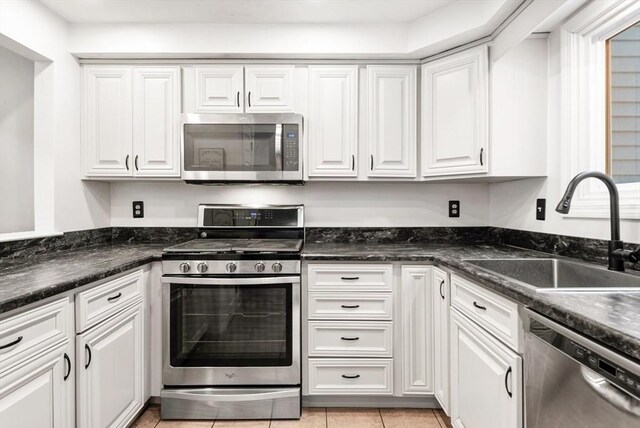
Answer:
xmin=282 ymin=124 xmax=299 ymax=171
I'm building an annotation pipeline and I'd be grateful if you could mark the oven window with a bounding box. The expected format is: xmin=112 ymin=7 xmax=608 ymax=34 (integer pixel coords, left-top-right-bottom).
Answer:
xmin=169 ymin=283 xmax=292 ymax=367
xmin=183 ymin=124 xmax=278 ymax=172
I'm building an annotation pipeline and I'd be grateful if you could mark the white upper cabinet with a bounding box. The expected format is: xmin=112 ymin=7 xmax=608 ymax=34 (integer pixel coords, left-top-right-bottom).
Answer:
xmin=132 ymin=67 xmax=181 ymax=177
xmin=367 ymin=65 xmax=417 ymax=177
xmin=421 ymin=46 xmax=488 ymax=177
xmin=307 ymin=65 xmax=359 ymax=178
xmin=83 ymin=65 xmax=182 ymax=178
xmin=400 ymin=266 xmax=433 ymax=395
xmin=83 ymin=66 xmax=133 ymax=177
xmin=245 ymin=66 xmax=295 ymax=112
xmin=450 ymin=308 xmax=522 ymax=428
xmin=192 ymin=65 xmax=244 ymax=113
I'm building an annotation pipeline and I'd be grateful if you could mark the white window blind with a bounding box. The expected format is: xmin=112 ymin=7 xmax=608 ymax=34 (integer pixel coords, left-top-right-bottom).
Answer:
xmin=609 ymin=22 xmax=640 ymax=184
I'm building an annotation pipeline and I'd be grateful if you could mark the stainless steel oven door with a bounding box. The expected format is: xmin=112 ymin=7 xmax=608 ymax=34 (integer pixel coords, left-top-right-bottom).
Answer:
xmin=181 ymin=113 xmax=302 ymax=182
xmin=162 ymin=276 xmax=300 ymax=386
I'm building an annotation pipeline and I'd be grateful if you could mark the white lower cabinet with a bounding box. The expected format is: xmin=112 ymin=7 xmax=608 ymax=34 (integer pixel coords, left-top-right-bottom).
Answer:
xmin=450 ymin=308 xmax=522 ymax=428
xmin=400 ymin=266 xmax=433 ymax=395
xmin=308 ymin=359 xmax=393 ymax=395
xmin=0 ymin=343 xmax=74 ymax=428
xmin=433 ymin=267 xmax=450 ymax=414
xmin=76 ymin=301 xmax=144 ymax=428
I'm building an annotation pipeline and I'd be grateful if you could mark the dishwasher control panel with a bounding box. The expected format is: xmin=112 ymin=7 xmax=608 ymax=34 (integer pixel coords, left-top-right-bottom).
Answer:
xmin=530 ymin=318 xmax=640 ymax=398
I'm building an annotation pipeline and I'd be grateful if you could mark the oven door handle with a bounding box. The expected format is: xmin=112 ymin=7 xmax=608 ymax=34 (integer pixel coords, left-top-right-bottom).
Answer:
xmin=162 ymin=276 xmax=300 ymax=285
xmin=161 ymin=388 xmax=300 ymax=402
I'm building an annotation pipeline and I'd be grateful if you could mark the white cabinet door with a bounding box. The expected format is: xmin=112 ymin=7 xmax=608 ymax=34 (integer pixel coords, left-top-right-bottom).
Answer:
xmin=83 ymin=66 xmax=133 ymax=177
xmin=0 ymin=344 xmax=73 ymax=428
xmin=367 ymin=66 xmax=417 ymax=177
xmin=400 ymin=266 xmax=433 ymax=394
xmin=433 ymin=268 xmax=450 ymax=415
xmin=77 ymin=303 xmax=144 ymax=428
xmin=192 ymin=66 xmax=244 ymax=113
xmin=307 ymin=66 xmax=359 ymax=177
xmin=450 ymin=309 xmax=522 ymax=428
xmin=245 ymin=66 xmax=294 ymax=112
xmin=132 ymin=67 xmax=181 ymax=177
xmin=421 ymin=46 xmax=488 ymax=177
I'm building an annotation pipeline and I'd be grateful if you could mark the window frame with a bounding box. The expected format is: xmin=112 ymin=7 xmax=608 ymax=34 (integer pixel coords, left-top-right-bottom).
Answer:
xmin=560 ymin=0 xmax=640 ymax=219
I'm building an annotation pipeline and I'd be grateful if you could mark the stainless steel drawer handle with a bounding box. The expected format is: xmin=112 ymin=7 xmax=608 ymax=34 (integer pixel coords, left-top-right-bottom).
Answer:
xmin=505 ymin=366 xmax=513 ymax=397
xmin=341 ymin=304 xmax=360 ymax=309
xmin=439 ymin=280 xmax=445 ymax=300
xmin=341 ymin=276 xmax=360 ymax=280
xmin=340 ymin=337 xmax=360 ymax=341
xmin=342 ymin=374 xmax=360 ymax=379
xmin=107 ymin=292 xmax=122 ymax=302
xmin=473 ymin=301 xmax=487 ymax=311
xmin=0 ymin=335 xmax=23 ymax=350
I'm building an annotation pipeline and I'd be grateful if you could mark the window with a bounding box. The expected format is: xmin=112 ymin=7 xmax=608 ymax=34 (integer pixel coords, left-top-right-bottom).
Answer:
xmin=607 ymin=21 xmax=640 ymax=184
xmin=560 ymin=0 xmax=640 ymax=219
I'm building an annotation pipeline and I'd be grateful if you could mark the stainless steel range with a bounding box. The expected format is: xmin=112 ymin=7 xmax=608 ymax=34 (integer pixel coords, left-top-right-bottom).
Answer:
xmin=160 ymin=204 xmax=303 ymax=420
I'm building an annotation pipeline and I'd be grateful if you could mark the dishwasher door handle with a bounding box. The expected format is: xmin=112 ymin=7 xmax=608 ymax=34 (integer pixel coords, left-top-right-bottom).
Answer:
xmin=581 ymin=366 xmax=640 ymax=416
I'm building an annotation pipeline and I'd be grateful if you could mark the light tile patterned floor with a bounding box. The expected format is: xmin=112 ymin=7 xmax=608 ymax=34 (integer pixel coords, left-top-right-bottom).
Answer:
xmin=132 ymin=406 xmax=452 ymax=428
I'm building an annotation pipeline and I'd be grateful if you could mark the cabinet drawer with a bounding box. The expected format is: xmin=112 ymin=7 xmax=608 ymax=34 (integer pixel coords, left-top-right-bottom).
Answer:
xmin=308 ymin=359 xmax=393 ymax=395
xmin=308 ymin=292 xmax=392 ymax=320
xmin=308 ymin=264 xmax=393 ymax=291
xmin=76 ymin=269 xmax=144 ymax=333
xmin=0 ymin=298 xmax=70 ymax=372
xmin=451 ymin=274 xmax=521 ymax=351
xmin=308 ymin=321 xmax=392 ymax=357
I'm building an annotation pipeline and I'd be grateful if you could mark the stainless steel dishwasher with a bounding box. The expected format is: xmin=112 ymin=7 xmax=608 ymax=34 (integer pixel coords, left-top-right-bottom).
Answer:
xmin=524 ymin=308 xmax=640 ymax=428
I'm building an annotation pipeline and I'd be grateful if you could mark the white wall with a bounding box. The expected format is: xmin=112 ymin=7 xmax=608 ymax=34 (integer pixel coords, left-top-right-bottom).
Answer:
xmin=0 ymin=46 xmax=34 ymax=233
xmin=110 ymin=181 xmax=490 ymax=227
xmin=489 ymin=30 xmax=640 ymax=243
xmin=0 ymin=0 xmax=111 ymax=234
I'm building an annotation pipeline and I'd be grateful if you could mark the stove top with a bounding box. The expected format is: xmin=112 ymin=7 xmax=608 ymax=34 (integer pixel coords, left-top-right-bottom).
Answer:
xmin=164 ymin=238 xmax=303 ymax=254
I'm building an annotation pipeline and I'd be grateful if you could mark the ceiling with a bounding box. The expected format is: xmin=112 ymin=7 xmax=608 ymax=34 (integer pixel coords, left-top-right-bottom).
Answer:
xmin=40 ymin=0 xmax=455 ymax=24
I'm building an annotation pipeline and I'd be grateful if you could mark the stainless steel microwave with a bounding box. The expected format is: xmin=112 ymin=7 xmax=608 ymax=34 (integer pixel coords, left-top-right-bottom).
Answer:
xmin=181 ymin=113 xmax=303 ymax=183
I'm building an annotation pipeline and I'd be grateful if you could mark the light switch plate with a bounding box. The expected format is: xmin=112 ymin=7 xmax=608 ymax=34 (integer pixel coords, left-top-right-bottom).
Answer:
xmin=536 ymin=199 xmax=546 ymax=221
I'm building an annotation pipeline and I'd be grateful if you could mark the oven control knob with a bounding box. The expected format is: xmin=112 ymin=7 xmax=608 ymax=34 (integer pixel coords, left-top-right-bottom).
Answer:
xmin=179 ymin=263 xmax=190 ymax=273
xmin=226 ymin=262 xmax=237 ymax=273
xmin=272 ymin=262 xmax=283 ymax=273
xmin=196 ymin=262 xmax=208 ymax=273
xmin=254 ymin=262 xmax=266 ymax=273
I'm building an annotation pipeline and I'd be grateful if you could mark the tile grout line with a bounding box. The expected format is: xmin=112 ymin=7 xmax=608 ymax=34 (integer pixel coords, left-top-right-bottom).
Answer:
xmin=379 ymin=408 xmax=386 ymax=428
xmin=324 ymin=407 xmax=328 ymax=428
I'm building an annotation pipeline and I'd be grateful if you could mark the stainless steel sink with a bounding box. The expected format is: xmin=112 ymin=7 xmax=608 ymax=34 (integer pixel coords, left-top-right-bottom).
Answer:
xmin=464 ymin=258 xmax=640 ymax=292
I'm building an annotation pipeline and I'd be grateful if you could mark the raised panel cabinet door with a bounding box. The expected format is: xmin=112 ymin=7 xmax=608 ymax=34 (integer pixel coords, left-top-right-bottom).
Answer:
xmin=193 ymin=66 xmax=244 ymax=113
xmin=450 ymin=309 xmax=522 ymax=428
xmin=245 ymin=66 xmax=294 ymax=112
xmin=307 ymin=66 xmax=359 ymax=177
xmin=83 ymin=66 xmax=133 ymax=177
xmin=433 ymin=268 xmax=450 ymax=415
xmin=132 ymin=67 xmax=181 ymax=177
xmin=76 ymin=303 xmax=144 ymax=428
xmin=401 ymin=266 xmax=434 ymax=394
xmin=367 ymin=65 xmax=417 ymax=177
xmin=0 ymin=344 xmax=73 ymax=428
xmin=421 ymin=45 xmax=488 ymax=177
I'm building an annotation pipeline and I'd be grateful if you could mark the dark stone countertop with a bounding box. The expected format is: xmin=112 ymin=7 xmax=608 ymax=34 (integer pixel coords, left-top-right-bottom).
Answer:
xmin=303 ymin=241 xmax=640 ymax=361
xmin=1 ymin=239 xmax=638 ymax=362
xmin=0 ymin=243 xmax=166 ymax=314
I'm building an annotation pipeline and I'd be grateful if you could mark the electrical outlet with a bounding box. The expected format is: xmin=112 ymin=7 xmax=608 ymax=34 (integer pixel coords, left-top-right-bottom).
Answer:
xmin=449 ymin=200 xmax=460 ymax=218
xmin=536 ymin=199 xmax=546 ymax=221
xmin=133 ymin=201 xmax=144 ymax=218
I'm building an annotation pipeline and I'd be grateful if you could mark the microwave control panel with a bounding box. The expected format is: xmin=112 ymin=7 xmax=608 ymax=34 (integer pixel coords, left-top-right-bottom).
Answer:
xmin=282 ymin=124 xmax=299 ymax=171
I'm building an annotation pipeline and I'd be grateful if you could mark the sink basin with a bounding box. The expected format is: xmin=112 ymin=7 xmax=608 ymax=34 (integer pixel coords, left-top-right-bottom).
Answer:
xmin=464 ymin=258 xmax=640 ymax=292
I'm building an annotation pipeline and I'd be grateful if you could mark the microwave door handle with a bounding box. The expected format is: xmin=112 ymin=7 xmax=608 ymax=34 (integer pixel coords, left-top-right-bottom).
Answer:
xmin=275 ymin=124 xmax=283 ymax=172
